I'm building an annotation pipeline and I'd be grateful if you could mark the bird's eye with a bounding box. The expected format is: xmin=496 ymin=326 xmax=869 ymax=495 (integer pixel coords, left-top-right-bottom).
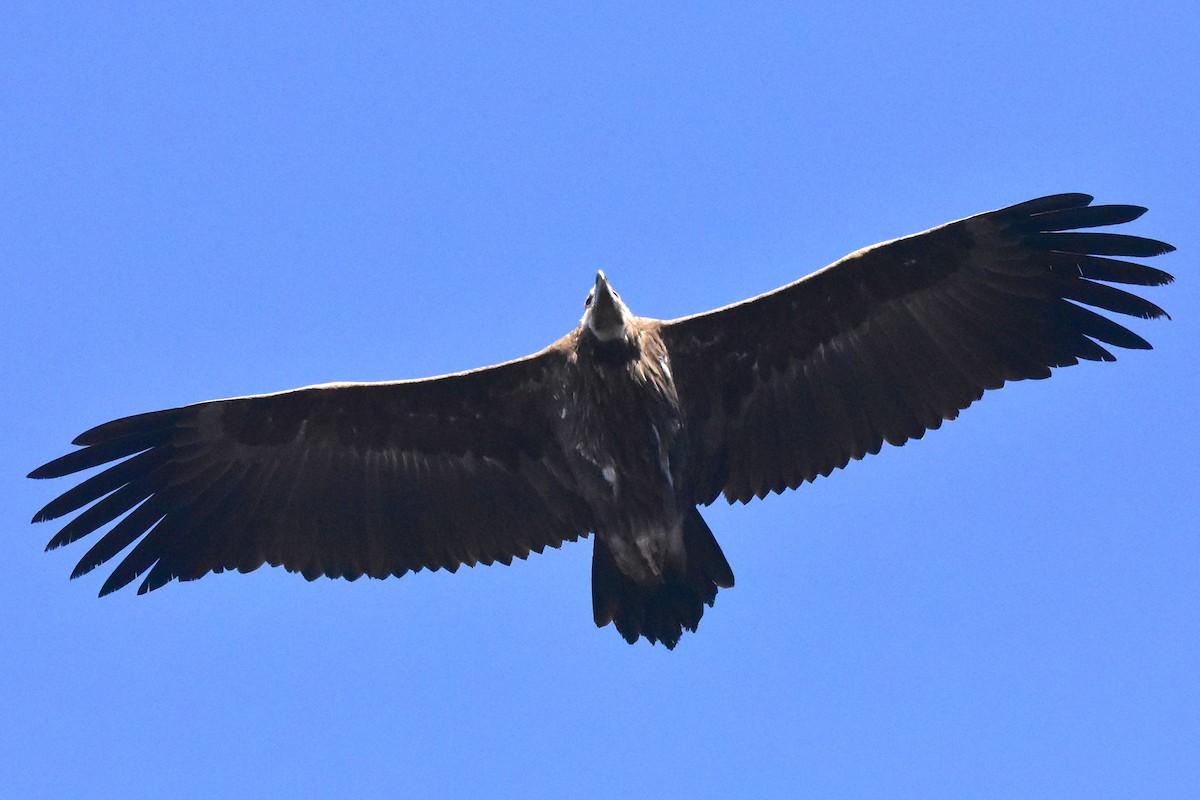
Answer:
xmin=585 ymin=291 xmax=594 ymax=308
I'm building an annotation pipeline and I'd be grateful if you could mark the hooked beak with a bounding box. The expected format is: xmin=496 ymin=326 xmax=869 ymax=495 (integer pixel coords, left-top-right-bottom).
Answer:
xmin=594 ymin=270 xmax=615 ymax=307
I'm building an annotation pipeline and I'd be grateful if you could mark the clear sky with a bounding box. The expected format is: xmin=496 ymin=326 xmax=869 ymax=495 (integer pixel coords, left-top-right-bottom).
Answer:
xmin=3 ymin=3 xmax=1197 ymax=798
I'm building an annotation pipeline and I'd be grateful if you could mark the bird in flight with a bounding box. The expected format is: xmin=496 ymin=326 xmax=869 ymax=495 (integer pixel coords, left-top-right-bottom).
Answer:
xmin=30 ymin=193 xmax=1174 ymax=648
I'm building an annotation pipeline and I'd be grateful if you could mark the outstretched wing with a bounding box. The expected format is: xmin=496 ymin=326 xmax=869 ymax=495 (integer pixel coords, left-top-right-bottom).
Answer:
xmin=30 ymin=344 xmax=594 ymax=595
xmin=661 ymin=194 xmax=1174 ymax=505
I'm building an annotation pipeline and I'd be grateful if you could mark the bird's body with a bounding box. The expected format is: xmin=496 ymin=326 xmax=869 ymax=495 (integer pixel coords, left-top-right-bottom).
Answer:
xmin=556 ymin=304 xmax=734 ymax=643
xmin=559 ymin=323 xmax=687 ymax=586
xmin=30 ymin=193 xmax=1174 ymax=648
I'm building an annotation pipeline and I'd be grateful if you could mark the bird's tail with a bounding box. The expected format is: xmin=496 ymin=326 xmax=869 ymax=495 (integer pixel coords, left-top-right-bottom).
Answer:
xmin=591 ymin=508 xmax=734 ymax=649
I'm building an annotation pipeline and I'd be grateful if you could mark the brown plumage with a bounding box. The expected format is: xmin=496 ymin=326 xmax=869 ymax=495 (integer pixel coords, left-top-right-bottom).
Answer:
xmin=30 ymin=193 xmax=1174 ymax=648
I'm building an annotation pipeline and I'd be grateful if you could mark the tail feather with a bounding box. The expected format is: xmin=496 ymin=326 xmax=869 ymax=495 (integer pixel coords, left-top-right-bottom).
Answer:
xmin=591 ymin=508 xmax=734 ymax=649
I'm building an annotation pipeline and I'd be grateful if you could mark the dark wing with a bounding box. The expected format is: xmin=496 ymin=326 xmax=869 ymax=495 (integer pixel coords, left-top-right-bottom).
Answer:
xmin=661 ymin=193 xmax=1174 ymax=505
xmin=30 ymin=344 xmax=594 ymax=596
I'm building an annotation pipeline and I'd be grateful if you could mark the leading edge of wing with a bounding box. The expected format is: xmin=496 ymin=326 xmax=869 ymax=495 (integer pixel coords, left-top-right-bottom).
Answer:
xmin=32 ymin=337 xmax=574 ymax=468
xmin=661 ymin=193 xmax=1173 ymax=329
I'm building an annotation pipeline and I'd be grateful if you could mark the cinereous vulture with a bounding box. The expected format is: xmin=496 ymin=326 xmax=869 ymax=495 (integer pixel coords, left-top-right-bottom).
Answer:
xmin=30 ymin=193 xmax=1174 ymax=648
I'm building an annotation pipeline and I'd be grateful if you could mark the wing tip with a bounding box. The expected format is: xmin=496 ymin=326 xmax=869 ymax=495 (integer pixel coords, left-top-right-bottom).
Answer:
xmin=28 ymin=462 xmax=60 ymax=480
xmin=1005 ymin=193 xmax=1094 ymax=216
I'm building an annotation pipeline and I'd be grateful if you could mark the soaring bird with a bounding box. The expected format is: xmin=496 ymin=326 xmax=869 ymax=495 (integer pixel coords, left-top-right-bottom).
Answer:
xmin=30 ymin=193 xmax=1174 ymax=648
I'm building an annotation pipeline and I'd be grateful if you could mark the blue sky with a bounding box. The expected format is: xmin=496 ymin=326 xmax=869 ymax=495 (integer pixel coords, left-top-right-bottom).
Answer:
xmin=3 ymin=2 xmax=1197 ymax=798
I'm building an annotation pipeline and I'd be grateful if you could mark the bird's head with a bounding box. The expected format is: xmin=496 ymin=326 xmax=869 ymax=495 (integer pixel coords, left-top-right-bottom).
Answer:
xmin=581 ymin=270 xmax=633 ymax=343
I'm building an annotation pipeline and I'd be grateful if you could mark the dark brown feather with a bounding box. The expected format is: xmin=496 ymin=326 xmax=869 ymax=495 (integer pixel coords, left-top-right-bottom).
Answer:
xmin=31 ymin=347 xmax=595 ymax=595
xmin=662 ymin=194 xmax=1173 ymax=506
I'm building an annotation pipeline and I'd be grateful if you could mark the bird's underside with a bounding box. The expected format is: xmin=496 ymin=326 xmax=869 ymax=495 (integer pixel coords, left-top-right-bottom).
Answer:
xmin=30 ymin=193 xmax=1174 ymax=649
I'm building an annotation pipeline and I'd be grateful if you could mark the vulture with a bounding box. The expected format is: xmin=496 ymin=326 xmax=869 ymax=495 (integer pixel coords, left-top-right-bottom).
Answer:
xmin=30 ymin=193 xmax=1174 ymax=649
